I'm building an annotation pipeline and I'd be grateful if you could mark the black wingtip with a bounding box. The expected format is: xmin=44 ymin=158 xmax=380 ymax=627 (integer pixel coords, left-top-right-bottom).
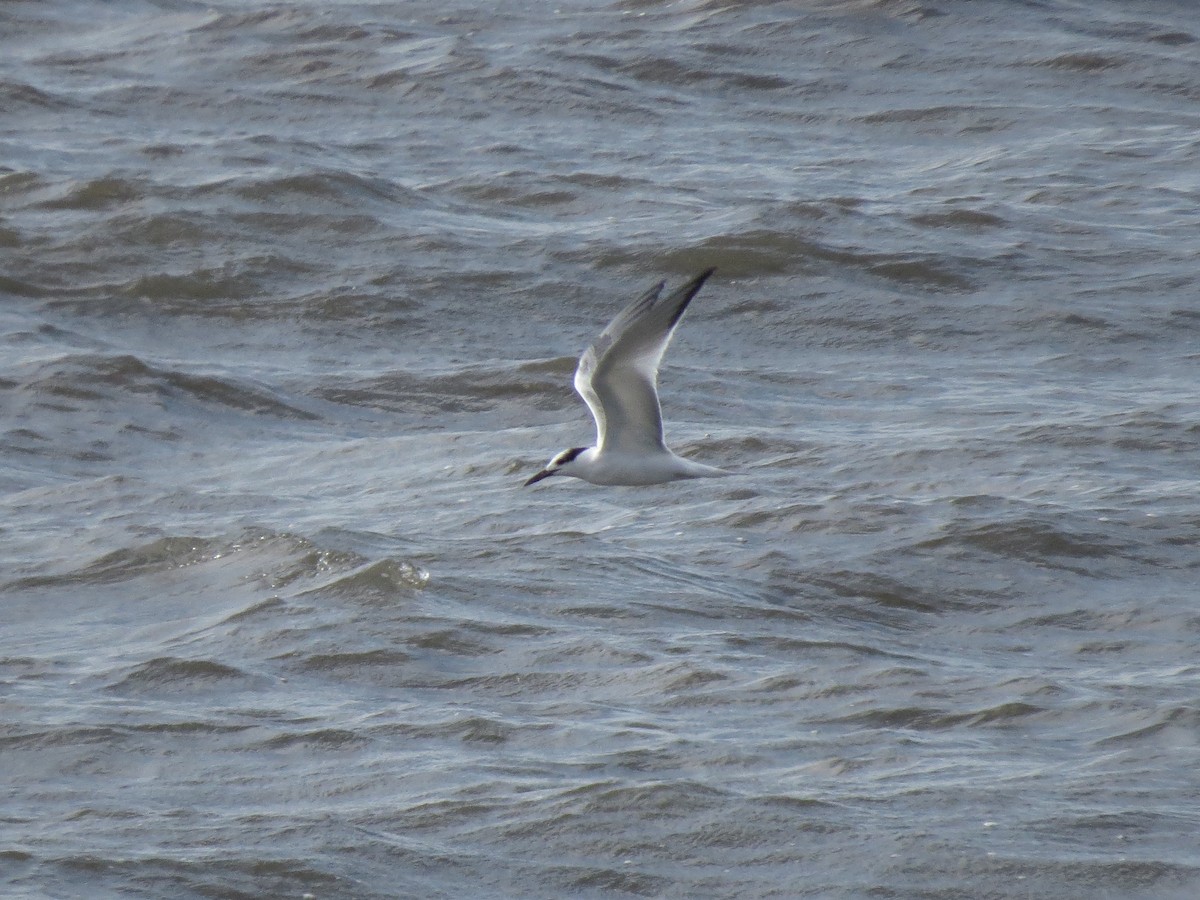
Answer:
xmin=683 ymin=268 xmax=716 ymax=292
xmin=667 ymin=267 xmax=717 ymax=328
xmin=686 ymin=267 xmax=717 ymax=295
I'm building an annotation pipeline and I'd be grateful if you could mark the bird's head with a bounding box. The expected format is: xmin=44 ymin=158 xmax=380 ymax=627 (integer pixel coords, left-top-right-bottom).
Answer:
xmin=524 ymin=446 xmax=589 ymax=486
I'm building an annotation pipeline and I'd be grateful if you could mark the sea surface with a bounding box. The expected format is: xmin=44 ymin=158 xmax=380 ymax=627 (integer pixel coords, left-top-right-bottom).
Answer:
xmin=3 ymin=1 xmax=1200 ymax=897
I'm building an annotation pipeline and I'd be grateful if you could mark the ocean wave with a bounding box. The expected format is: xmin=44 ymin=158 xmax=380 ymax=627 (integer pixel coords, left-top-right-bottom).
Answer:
xmin=11 ymin=352 xmax=318 ymax=421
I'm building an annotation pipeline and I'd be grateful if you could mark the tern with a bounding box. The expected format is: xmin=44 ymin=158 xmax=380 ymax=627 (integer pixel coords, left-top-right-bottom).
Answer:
xmin=525 ymin=268 xmax=730 ymax=486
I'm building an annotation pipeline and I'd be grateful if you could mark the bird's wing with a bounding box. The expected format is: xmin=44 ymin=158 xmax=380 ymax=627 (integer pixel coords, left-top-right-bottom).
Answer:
xmin=573 ymin=268 xmax=714 ymax=454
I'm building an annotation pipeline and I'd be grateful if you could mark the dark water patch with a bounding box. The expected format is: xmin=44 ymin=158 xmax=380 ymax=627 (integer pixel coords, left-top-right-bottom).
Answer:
xmin=1127 ymin=77 xmax=1200 ymax=103
xmin=367 ymin=47 xmax=485 ymax=91
xmin=1094 ymin=706 xmax=1200 ymax=747
xmin=0 ymin=81 xmax=75 ymax=112
xmin=868 ymin=258 xmax=972 ymax=290
xmin=0 ymin=274 xmax=43 ymax=298
xmin=0 ymin=726 xmax=127 ymax=751
xmin=1050 ymin=809 xmax=1190 ymax=835
xmin=291 ymin=648 xmax=413 ymax=675
xmin=379 ymin=715 xmax=524 ymax=746
xmin=243 ymin=539 xmax=371 ymax=591
xmin=286 ymin=286 xmax=413 ymax=323
xmin=528 ymin=636 xmax=652 ymax=669
xmin=723 ymin=634 xmax=928 ymax=668
xmin=808 ymin=571 xmax=941 ymax=615
xmin=0 ymin=654 xmax=65 ymax=680
xmin=47 ymin=852 xmax=346 ymax=900
xmin=8 ymin=535 xmax=226 ymax=589
xmin=160 ymin=368 xmax=318 ymax=419
xmin=618 ymin=55 xmax=794 ymax=93
xmin=218 ymin=596 xmax=289 ymax=625
xmin=859 ymin=104 xmax=984 ymax=125
xmin=193 ymin=5 xmax=308 ymax=33
xmin=233 ymin=170 xmax=426 ymax=209
xmin=558 ymin=170 xmax=652 ymax=190
xmin=0 ymin=170 xmax=44 ymax=195
xmin=0 ymin=849 xmax=33 ymax=864
xmin=1016 ymin=608 xmax=1109 ymax=631
xmin=1031 ymin=52 xmax=1127 ymax=72
xmin=140 ymin=142 xmax=187 ymax=159
xmin=828 ymin=701 xmax=1045 ymax=731
xmin=406 ymin=629 xmax=503 ymax=655
xmin=104 ymin=212 xmax=224 ymax=247
xmin=13 ymin=352 xmax=319 ymax=420
xmin=654 ymin=661 xmax=731 ymax=695
xmin=564 ymin=867 xmax=671 ymax=896
xmin=747 ymin=672 xmax=814 ymax=696
xmin=451 ymin=176 xmax=578 ymax=209
xmin=3 ymin=529 xmax=366 ymax=596
xmin=37 ymin=177 xmax=145 ymax=211
xmin=642 ymin=231 xmax=975 ymax=289
xmin=569 ymin=779 xmax=735 ymax=817
xmin=294 ymin=558 xmax=429 ymax=603
xmin=884 ymin=852 xmax=1200 ymax=898
xmin=909 ymin=208 xmax=1007 ymax=229
xmin=712 ymin=499 xmax=821 ymax=531
xmin=106 ymin=656 xmax=254 ymax=694
xmin=1148 ymin=31 xmax=1196 ymax=47
xmin=758 ymin=556 xmax=993 ymax=628
xmin=918 ymin=516 xmax=1133 ymax=571
xmin=1010 ymin=408 xmax=1199 ymax=454
xmin=125 ymin=720 xmax=255 ymax=737
xmin=260 ymin=728 xmax=369 ymax=750
xmin=433 ymin=670 xmax=598 ymax=697
xmin=316 ymin=360 xmax=563 ymax=418
xmin=294 ymin=22 xmax=388 ymax=43
xmin=232 ymin=210 xmax=381 ymax=238
xmin=121 ymin=262 xmax=304 ymax=304
xmin=965 ymin=701 xmax=1046 ymax=726
xmin=1035 ymin=310 xmax=1118 ymax=332
xmin=1075 ymin=639 xmax=1131 ymax=655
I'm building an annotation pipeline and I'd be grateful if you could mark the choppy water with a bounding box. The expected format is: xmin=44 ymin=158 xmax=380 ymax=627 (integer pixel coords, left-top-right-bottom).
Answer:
xmin=4 ymin=0 xmax=1200 ymax=897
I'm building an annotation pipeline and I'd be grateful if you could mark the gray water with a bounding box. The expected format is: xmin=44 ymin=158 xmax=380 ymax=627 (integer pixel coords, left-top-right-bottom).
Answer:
xmin=3 ymin=1 xmax=1200 ymax=897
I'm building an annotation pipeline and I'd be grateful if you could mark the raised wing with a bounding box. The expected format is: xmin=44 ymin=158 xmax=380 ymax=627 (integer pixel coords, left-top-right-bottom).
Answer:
xmin=574 ymin=268 xmax=715 ymax=453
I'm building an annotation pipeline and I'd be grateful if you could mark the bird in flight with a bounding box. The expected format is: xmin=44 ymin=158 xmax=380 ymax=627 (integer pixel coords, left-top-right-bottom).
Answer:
xmin=525 ymin=268 xmax=730 ymax=486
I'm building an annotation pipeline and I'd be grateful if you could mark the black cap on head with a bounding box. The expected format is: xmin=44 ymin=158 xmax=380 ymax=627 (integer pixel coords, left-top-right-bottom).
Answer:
xmin=524 ymin=447 xmax=587 ymax=486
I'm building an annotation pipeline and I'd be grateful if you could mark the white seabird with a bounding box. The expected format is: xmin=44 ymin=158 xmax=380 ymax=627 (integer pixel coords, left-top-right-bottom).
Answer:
xmin=525 ymin=268 xmax=730 ymax=487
